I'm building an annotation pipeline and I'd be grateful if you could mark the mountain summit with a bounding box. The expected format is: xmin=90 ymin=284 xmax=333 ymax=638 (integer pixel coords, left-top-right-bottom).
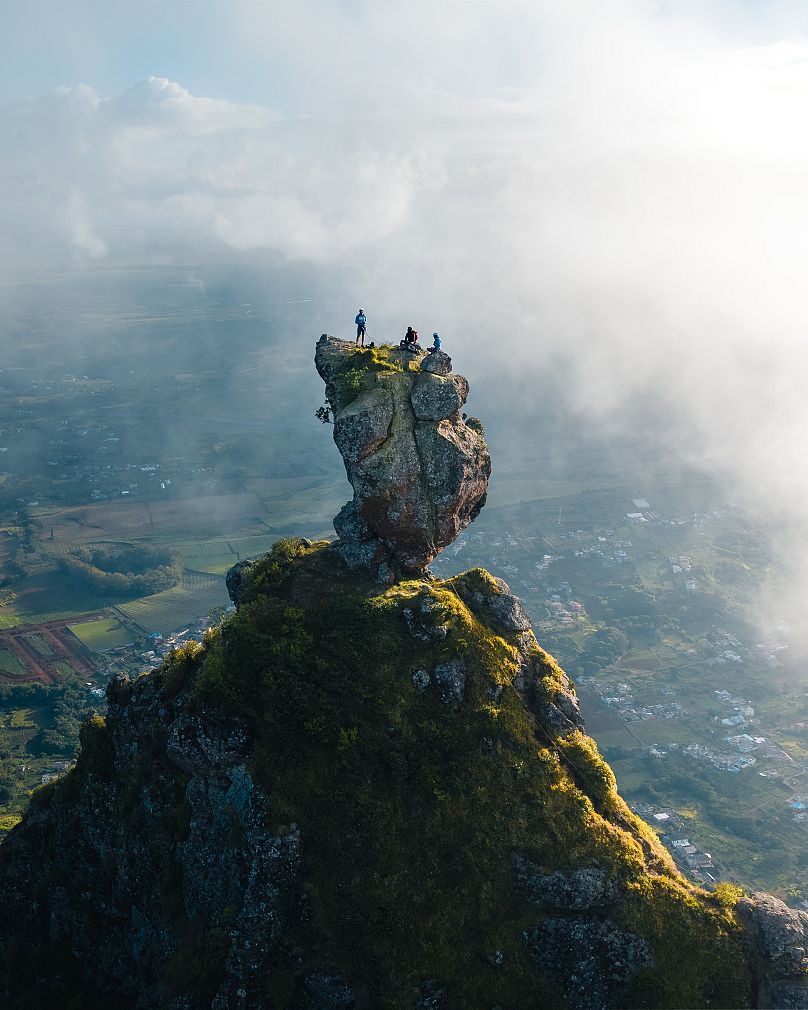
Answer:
xmin=0 ymin=341 xmax=806 ymax=1009
xmin=315 ymin=336 xmax=490 ymax=579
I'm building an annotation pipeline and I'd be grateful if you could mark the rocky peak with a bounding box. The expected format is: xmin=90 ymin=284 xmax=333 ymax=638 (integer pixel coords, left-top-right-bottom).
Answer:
xmin=315 ymin=335 xmax=490 ymax=580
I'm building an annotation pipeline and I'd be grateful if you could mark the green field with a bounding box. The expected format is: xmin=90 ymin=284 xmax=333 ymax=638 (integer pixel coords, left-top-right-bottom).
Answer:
xmin=246 ymin=475 xmax=347 ymax=531
xmin=178 ymin=539 xmax=236 ymax=574
xmin=118 ymin=575 xmax=228 ymax=635
xmin=177 ymin=533 xmax=284 ymax=574
xmin=9 ymin=708 xmax=35 ymax=729
xmin=69 ymin=617 xmax=134 ymax=652
xmin=228 ymin=534 xmax=283 ymax=559
xmin=0 ymin=649 xmax=26 ymax=677
xmin=8 ymin=572 xmax=112 ymax=626
xmin=24 ymin=633 xmax=54 ymax=657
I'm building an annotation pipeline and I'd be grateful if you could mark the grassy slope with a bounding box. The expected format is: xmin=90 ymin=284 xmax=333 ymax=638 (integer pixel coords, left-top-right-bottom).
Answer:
xmin=187 ymin=539 xmax=751 ymax=1009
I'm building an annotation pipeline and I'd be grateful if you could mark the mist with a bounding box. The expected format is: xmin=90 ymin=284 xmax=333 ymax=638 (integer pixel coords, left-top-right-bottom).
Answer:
xmin=4 ymin=1 xmax=808 ymax=641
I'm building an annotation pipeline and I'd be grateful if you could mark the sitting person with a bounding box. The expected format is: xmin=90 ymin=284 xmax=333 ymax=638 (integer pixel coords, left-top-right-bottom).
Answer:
xmin=400 ymin=326 xmax=420 ymax=352
xmin=428 ymin=331 xmax=442 ymax=353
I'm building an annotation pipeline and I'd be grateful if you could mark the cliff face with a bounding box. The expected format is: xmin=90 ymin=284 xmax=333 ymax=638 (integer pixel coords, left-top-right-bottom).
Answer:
xmin=0 ymin=660 xmax=302 ymax=1010
xmin=315 ymin=336 xmax=490 ymax=579
xmin=0 ymin=341 xmax=804 ymax=1009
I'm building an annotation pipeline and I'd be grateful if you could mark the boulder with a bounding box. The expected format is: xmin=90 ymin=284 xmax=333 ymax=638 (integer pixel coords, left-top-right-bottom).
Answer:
xmin=410 ymin=372 xmax=468 ymax=421
xmin=420 ymin=350 xmax=453 ymax=375
xmin=484 ymin=578 xmax=532 ymax=631
xmin=739 ymin=893 xmax=808 ymax=1007
xmin=412 ymin=669 xmax=431 ymax=692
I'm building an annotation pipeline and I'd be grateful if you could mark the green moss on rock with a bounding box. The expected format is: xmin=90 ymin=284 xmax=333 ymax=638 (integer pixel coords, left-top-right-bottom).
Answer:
xmin=0 ymin=536 xmax=757 ymax=1009
xmin=330 ymin=345 xmax=406 ymax=408
xmin=189 ymin=539 xmax=752 ymax=1008
xmin=76 ymin=714 xmax=115 ymax=779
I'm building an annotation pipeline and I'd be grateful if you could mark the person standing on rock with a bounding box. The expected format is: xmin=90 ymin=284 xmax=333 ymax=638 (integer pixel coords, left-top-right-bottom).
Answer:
xmin=355 ymin=309 xmax=367 ymax=347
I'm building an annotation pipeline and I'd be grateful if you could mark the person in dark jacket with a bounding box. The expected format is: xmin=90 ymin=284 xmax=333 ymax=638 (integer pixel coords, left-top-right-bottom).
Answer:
xmin=355 ymin=309 xmax=367 ymax=346
xmin=400 ymin=326 xmax=419 ymax=352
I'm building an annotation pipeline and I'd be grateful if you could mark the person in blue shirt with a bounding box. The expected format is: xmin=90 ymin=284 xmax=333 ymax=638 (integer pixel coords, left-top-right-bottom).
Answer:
xmin=355 ymin=309 xmax=367 ymax=346
xmin=428 ymin=332 xmax=442 ymax=353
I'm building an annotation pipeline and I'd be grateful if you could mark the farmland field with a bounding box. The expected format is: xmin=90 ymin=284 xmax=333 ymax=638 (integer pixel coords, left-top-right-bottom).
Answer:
xmin=8 ymin=572 xmax=111 ymax=625
xmin=38 ymin=493 xmax=269 ymax=543
xmin=24 ymin=633 xmax=54 ymax=657
xmin=227 ymin=534 xmax=283 ymax=559
xmin=177 ymin=539 xmax=235 ymax=573
xmin=0 ymin=649 xmax=27 ymax=677
xmin=54 ymin=660 xmax=80 ymax=677
xmin=118 ymin=575 xmax=228 ymax=634
xmin=178 ymin=532 xmax=300 ymax=574
xmin=69 ymin=617 xmax=134 ymax=652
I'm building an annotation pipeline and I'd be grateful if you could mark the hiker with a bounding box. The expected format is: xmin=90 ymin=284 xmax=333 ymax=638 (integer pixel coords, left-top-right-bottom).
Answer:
xmin=428 ymin=332 xmax=442 ymax=353
xmin=400 ymin=326 xmax=419 ymax=352
xmin=355 ymin=309 xmax=367 ymax=346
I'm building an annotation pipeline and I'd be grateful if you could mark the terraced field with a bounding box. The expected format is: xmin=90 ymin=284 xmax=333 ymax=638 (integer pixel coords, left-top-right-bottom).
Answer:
xmin=118 ymin=572 xmax=228 ymax=635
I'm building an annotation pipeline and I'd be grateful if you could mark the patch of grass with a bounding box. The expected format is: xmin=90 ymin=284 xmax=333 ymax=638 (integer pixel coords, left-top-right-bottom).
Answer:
xmin=0 ymin=649 xmax=26 ymax=677
xmin=10 ymin=708 xmax=35 ymax=729
xmin=0 ymin=813 xmax=21 ymax=832
xmin=69 ymin=617 xmax=135 ymax=652
xmin=330 ymin=345 xmax=405 ymax=408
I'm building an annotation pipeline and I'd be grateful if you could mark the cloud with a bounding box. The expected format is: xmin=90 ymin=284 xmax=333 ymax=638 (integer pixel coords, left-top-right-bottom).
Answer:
xmin=5 ymin=2 xmax=808 ymax=636
xmin=0 ymin=74 xmax=450 ymax=267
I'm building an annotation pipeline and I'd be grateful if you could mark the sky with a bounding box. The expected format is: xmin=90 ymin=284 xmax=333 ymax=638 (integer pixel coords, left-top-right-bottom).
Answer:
xmin=5 ymin=0 xmax=808 ymax=631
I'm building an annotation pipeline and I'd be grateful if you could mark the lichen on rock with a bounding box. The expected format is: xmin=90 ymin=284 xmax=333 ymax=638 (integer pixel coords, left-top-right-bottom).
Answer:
xmin=315 ymin=336 xmax=490 ymax=579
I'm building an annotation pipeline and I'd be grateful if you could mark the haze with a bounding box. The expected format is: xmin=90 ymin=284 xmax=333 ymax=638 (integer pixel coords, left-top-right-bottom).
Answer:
xmin=3 ymin=1 xmax=808 ymax=636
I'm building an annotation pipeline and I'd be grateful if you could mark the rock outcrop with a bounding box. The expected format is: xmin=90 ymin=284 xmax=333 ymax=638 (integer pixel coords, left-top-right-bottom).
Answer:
xmin=315 ymin=336 xmax=490 ymax=579
xmin=0 ymin=660 xmax=304 ymax=1010
xmin=739 ymin=893 xmax=808 ymax=1008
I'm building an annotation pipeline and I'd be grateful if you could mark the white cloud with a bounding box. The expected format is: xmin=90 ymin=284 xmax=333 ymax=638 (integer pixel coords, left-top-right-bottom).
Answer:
xmin=5 ymin=3 xmax=808 ymax=632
